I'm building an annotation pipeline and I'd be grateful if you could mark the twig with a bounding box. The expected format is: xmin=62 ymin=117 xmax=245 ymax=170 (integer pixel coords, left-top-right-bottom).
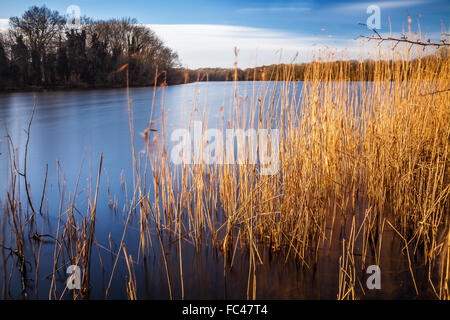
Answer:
xmin=358 ymin=23 xmax=449 ymax=48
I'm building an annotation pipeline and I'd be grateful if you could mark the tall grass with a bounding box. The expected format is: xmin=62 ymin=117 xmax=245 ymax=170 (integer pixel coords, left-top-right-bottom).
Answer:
xmin=140 ymin=44 xmax=449 ymax=299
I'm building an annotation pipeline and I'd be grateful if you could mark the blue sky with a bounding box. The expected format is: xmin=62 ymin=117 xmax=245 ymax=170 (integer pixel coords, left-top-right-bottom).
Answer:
xmin=0 ymin=0 xmax=449 ymax=67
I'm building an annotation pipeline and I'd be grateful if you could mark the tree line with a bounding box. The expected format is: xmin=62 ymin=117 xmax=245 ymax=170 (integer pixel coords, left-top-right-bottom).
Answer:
xmin=0 ymin=6 xmax=182 ymax=90
xmin=184 ymin=48 xmax=448 ymax=83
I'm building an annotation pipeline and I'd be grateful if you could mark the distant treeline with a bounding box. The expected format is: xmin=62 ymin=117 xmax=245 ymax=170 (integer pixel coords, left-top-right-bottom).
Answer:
xmin=0 ymin=6 xmax=448 ymax=91
xmin=184 ymin=48 xmax=448 ymax=83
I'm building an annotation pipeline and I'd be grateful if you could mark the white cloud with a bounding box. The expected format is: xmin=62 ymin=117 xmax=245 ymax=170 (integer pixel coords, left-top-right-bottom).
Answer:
xmin=148 ymin=24 xmax=356 ymax=68
xmin=0 ymin=19 xmax=9 ymax=31
xmin=237 ymin=7 xmax=311 ymax=14
xmin=334 ymin=0 xmax=432 ymax=13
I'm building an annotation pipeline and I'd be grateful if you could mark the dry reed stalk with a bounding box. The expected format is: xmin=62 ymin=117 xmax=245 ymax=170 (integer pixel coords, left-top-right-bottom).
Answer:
xmin=144 ymin=44 xmax=448 ymax=299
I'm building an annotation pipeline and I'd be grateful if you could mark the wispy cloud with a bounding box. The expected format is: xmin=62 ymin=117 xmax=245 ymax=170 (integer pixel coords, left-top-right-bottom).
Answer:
xmin=237 ymin=6 xmax=311 ymax=14
xmin=148 ymin=24 xmax=360 ymax=68
xmin=334 ymin=0 xmax=433 ymax=13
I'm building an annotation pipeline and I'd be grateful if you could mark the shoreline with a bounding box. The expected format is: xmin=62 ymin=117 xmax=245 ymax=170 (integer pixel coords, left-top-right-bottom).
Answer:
xmin=0 ymin=82 xmax=180 ymax=94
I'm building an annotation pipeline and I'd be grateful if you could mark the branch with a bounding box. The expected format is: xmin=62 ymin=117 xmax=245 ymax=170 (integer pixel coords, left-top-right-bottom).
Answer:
xmin=358 ymin=23 xmax=449 ymax=48
xmin=4 ymin=101 xmax=38 ymax=217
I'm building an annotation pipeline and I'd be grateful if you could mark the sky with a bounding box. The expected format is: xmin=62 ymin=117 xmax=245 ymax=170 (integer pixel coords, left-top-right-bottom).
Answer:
xmin=0 ymin=0 xmax=448 ymax=68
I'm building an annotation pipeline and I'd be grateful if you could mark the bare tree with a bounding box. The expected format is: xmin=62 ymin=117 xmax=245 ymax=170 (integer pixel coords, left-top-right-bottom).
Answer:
xmin=10 ymin=6 xmax=66 ymax=54
xmin=9 ymin=6 xmax=65 ymax=82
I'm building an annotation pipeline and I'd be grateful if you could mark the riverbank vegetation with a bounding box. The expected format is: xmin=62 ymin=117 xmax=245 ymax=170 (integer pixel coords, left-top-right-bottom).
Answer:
xmin=148 ymin=44 xmax=450 ymax=299
xmin=184 ymin=49 xmax=449 ymax=82
xmin=0 ymin=6 xmax=181 ymax=91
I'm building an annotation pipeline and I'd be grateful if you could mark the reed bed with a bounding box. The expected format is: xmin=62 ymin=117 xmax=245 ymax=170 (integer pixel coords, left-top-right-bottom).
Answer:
xmin=142 ymin=45 xmax=449 ymax=299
